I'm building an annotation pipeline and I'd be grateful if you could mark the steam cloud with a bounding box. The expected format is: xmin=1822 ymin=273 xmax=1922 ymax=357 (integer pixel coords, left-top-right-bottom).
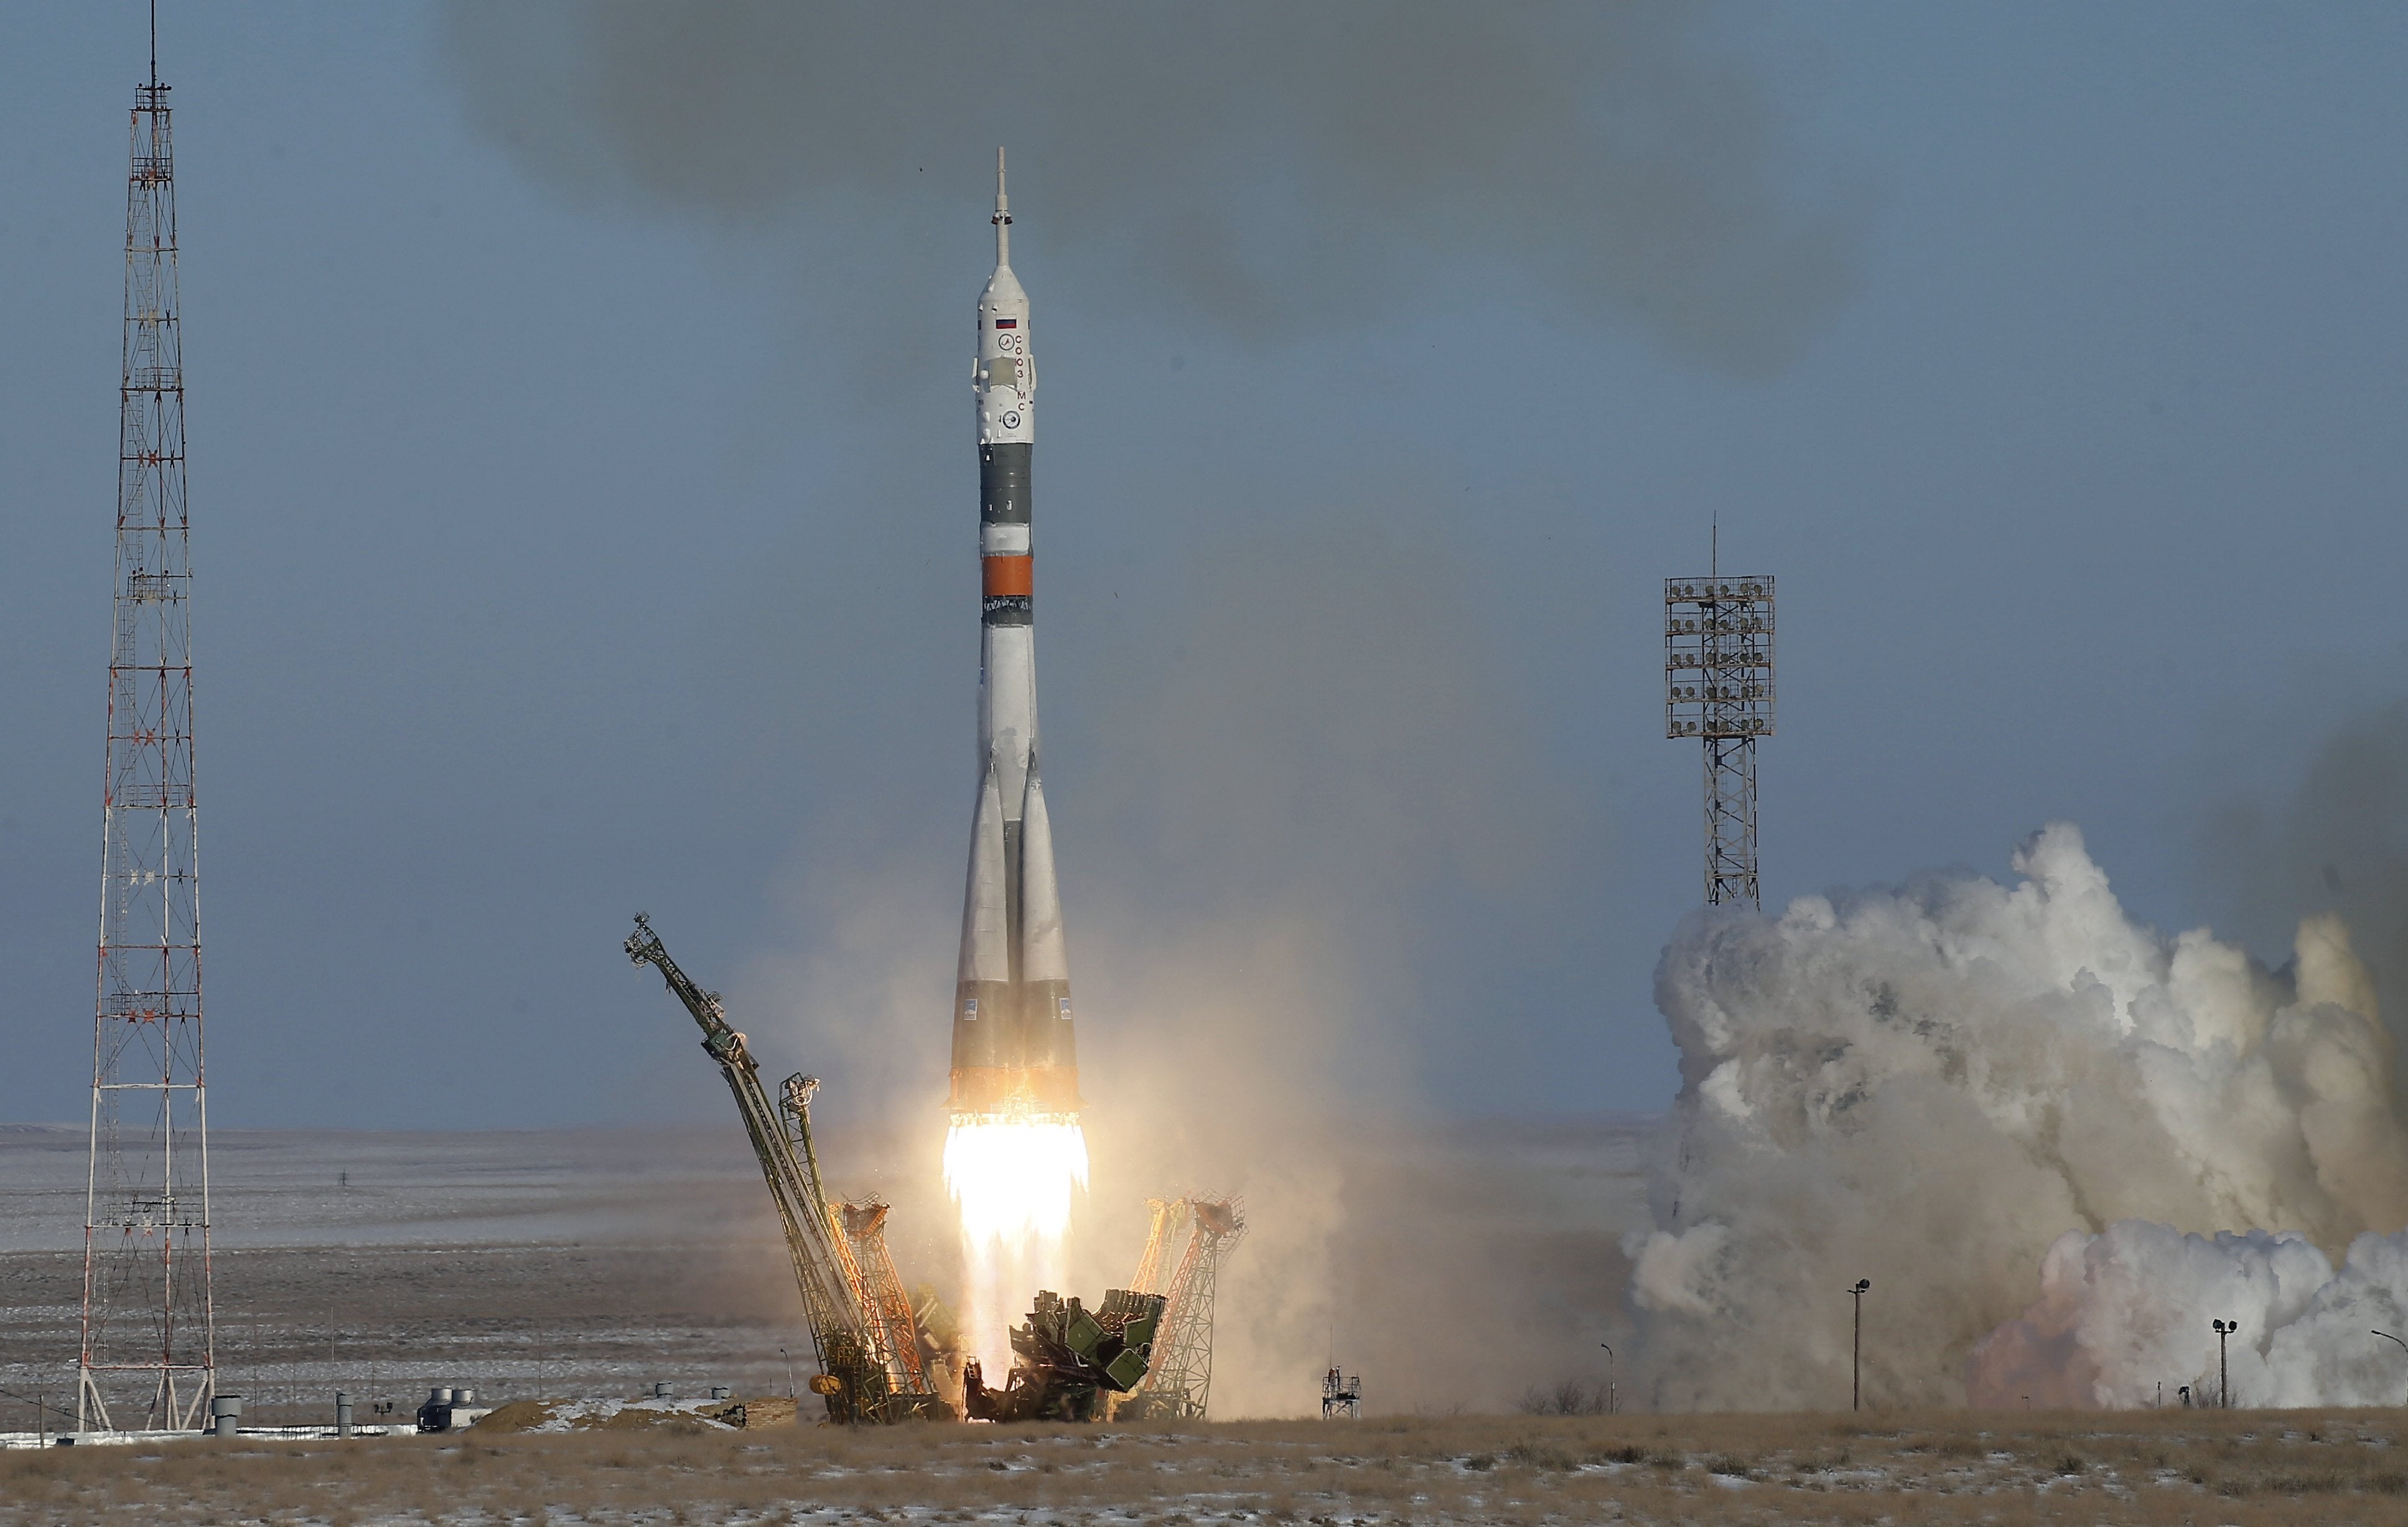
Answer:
xmin=440 ymin=0 xmax=1855 ymax=373
xmin=1630 ymin=823 xmax=2408 ymax=1410
xmin=1971 ymin=1220 xmax=2408 ymax=1409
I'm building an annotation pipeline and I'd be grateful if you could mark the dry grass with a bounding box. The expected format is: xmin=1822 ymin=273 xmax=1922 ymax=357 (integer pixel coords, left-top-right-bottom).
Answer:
xmin=3 ymin=1407 xmax=2406 ymax=1524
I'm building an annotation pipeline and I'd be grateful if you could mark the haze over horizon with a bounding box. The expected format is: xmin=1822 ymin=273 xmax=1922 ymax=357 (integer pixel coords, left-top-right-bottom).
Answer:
xmin=3 ymin=2 xmax=2406 ymax=1137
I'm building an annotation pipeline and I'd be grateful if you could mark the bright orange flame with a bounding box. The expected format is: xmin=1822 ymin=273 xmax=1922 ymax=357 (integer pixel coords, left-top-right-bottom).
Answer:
xmin=944 ymin=1113 xmax=1089 ymax=1375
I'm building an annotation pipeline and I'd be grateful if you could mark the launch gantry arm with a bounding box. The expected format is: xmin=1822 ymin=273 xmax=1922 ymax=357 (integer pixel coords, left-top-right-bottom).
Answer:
xmin=623 ymin=913 xmax=887 ymax=1421
xmin=1119 ymin=1198 xmax=1246 ymax=1421
xmin=780 ymin=1082 xmax=948 ymax=1417
xmin=1129 ymin=1197 xmax=1185 ymax=1296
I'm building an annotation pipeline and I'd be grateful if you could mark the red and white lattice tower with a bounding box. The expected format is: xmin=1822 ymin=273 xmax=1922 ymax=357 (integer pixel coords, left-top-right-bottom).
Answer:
xmin=79 ymin=55 xmax=215 ymax=1434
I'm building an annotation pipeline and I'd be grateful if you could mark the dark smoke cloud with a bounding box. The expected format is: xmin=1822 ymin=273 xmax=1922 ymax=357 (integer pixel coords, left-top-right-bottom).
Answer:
xmin=2198 ymin=699 xmax=2408 ymax=1091
xmin=440 ymin=1 xmax=1857 ymax=373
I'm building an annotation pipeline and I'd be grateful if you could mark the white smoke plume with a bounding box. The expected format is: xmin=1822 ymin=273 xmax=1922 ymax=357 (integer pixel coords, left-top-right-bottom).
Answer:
xmin=1629 ymin=823 xmax=2408 ymax=1409
xmin=1971 ymin=1220 xmax=2408 ymax=1409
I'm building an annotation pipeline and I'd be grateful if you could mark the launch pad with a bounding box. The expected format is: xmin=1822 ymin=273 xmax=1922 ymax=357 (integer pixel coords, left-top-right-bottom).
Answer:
xmin=625 ymin=912 xmax=1245 ymax=1426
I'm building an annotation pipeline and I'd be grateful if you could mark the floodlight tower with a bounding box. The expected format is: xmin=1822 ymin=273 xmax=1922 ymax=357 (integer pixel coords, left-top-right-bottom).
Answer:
xmin=1664 ymin=559 xmax=1775 ymax=908
xmin=80 ymin=39 xmax=215 ymax=1433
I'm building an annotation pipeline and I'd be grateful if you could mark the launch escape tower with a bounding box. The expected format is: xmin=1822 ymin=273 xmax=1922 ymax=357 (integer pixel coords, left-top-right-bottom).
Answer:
xmin=81 ymin=53 xmax=215 ymax=1432
xmin=1664 ymin=564 xmax=1776 ymax=908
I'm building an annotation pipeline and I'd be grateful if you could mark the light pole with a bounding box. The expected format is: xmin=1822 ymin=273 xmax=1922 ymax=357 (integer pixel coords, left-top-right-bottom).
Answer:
xmin=780 ymin=1348 xmax=796 ymax=1400
xmin=2212 ymin=1319 xmax=2238 ymax=1409
xmin=1850 ymin=1279 xmax=1871 ymax=1412
xmin=1598 ymin=1343 xmax=1616 ymax=1416
xmin=2373 ymin=1330 xmax=2407 ymax=1404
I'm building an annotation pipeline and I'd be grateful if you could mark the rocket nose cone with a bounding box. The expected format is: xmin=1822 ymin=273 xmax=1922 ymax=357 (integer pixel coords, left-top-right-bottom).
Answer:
xmin=981 ymin=264 xmax=1027 ymax=309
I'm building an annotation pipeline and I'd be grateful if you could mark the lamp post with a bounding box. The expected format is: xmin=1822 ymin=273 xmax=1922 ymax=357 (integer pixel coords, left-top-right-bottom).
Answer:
xmin=1850 ymin=1280 xmax=1871 ymax=1412
xmin=1598 ymin=1343 xmax=1616 ymax=1416
xmin=2212 ymin=1319 xmax=2238 ymax=1409
xmin=2373 ymin=1331 xmax=2408 ymax=1404
xmin=780 ymin=1348 xmax=796 ymax=1400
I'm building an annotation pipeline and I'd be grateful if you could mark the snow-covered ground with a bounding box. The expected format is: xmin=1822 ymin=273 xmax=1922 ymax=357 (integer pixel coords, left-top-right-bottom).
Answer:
xmin=1 ymin=1408 xmax=2396 ymax=1525
xmin=0 ymin=1118 xmax=1652 ymax=1426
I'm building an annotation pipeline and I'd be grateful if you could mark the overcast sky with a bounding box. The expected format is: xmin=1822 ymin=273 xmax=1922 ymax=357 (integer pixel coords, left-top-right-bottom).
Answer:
xmin=2 ymin=2 xmax=2405 ymax=1131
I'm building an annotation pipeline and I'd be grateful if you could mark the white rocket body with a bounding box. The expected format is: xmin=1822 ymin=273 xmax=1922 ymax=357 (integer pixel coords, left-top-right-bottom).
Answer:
xmin=951 ymin=151 xmax=1075 ymax=1118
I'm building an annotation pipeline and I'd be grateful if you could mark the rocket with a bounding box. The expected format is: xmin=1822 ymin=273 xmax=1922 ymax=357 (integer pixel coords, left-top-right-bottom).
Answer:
xmin=950 ymin=149 xmax=1079 ymax=1120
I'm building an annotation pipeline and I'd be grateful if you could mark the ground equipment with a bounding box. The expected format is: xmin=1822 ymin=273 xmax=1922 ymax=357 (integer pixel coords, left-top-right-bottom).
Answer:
xmin=625 ymin=913 xmax=950 ymax=1423
xmin=963 ymin=1288 xmax=1165 ymax=1422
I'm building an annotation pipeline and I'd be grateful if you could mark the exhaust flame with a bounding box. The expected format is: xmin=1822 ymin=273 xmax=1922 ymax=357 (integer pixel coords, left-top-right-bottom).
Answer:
xmin=944 ymin=1113 xmax=1090 ymax=1373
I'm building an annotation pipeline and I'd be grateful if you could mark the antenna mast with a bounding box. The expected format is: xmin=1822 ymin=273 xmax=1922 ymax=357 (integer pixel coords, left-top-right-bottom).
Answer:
xmin=81 ymin=46 xmax=215 ymax=1432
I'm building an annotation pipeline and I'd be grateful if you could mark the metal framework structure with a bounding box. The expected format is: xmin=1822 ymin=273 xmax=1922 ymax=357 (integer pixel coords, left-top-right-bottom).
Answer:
xmin=1119 ymin=1198 xmax=1244 ymax=1421
xmin=80 ymin=63 xmax=215 ymax=1434
xmin=1127 ymin=1197 xmax=1185 ymax=1296
xmin=626 ymin=916 xmax=950 ymax=1423
xmin=1321 ymin=1365 xmax=1362 ymax=1419
xmin=1664 ymin=572 xmax=1775 ymax=908
xmin=970 ymin=1287 xmax=1164 ymax=1422
xmin=839 ymin=1199 xmax=936 ymax=1401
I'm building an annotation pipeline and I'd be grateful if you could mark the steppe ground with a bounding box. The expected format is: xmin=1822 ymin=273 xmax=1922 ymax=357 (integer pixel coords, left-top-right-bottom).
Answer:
xmin=7 ymin=1124 xmax=2408 ymax=1521
xmin=0 ymin=1125 xmax=827 ymax=1419
xmin=4 ymin=1409 xmax=2408 ymax=1525
xmin=0 ymin=1117 xmax=1643 ymax=1424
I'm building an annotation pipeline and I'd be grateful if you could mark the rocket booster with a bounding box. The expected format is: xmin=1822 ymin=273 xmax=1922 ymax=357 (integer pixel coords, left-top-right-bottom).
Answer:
xmin=950 ymin=149 xmax=1078 ymax=1119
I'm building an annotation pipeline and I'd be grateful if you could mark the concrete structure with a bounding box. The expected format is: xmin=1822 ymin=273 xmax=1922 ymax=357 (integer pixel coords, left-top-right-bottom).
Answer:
xmin=416 ymin=1386 xmax=492 ymax=1432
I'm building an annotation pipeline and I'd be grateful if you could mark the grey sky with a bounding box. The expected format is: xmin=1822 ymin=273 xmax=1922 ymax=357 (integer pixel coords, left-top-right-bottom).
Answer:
xmin=2 ymin=3 xmax=2404 ymax=1131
